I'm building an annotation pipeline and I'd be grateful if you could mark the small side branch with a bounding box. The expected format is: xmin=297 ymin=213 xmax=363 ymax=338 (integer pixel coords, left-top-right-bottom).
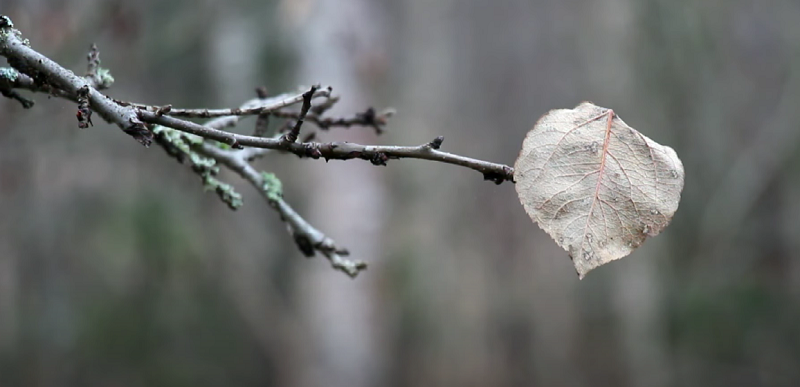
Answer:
xmin=0 ymin=14 xmax=516 ymax=278
xmin=271 ymin=107 xmax=394 ymax=135
xmin=139 ymin=112 xmax=515 ymax=183
xmin=196 ymin=144 xmax=367 ymax=277
xmin=134 ymin=85 xmax=332 ymax=119
xmin=281 ymin=85 xmax=317 ymax=143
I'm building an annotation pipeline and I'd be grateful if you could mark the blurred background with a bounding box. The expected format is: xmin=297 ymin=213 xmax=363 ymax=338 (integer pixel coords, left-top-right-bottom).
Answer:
xmin=2 ymin=0 xmax=800 ymax=386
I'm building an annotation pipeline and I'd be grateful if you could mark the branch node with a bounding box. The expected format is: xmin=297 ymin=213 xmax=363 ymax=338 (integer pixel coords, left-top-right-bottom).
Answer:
xmin=255 ymin=86 xmax=269 ymax=99
xmin=155 ymin=104 xmax=172 ymax=116
xmin=428 ymin=136 xmax=444 ymax=149
xmin=228 ymin=137 xmax=243 ymax=149
xmin=504 ymin=166 xmax=516 ymax=183
xmin=370 ymin=152 xmax=389 ymax=166
xmin=124 ymin=118 xmax=153 ymax=147
xmin=303 ymin=143 xmax=322 ymax=159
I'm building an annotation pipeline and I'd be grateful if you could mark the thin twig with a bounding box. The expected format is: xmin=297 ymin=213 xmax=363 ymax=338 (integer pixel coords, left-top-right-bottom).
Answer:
xmin=139 ymin=112 xmax=515 ymax=183
xmin=271 ymin=107 xmax=394 ymax=134
xmin=281 ymin=85 xmax=317 ymax=143
xmin=131 ymin=86 xmax=332 ymax=119
xmin=196 ymin=143 xmax=367 ymax=277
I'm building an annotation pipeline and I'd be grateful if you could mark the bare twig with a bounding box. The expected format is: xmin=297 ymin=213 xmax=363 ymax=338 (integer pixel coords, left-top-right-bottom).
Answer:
xmin=139 ymin=112 xmax=514 ymax=183
xmin=196 ymin=143 xmax=367 ymax=277
xmin=281 ymin=85 xmax=317 ymax=143
xmin=129 ymin=86 xmax=332 ymax=119
xmin=271 ymin=107 xmax=394 ymax=134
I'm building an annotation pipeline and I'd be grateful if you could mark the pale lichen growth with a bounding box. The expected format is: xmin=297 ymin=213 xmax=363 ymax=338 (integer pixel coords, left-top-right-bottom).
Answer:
xmin=0 ymin=67 xmax=19 ymax=82
xmin=95 ymin=67 xmax=114 ymax=88
xmin=203 ymin=176 xmax=243 ymax=210
xmin=260 ymin=172 xmax=283 ymax=202
xmin=153 ymin=125 xmax=243 ymax=210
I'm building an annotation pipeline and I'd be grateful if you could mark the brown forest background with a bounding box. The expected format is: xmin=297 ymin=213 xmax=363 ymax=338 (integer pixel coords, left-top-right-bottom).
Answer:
xmin=2 ymin=0 xmax=800 ymax=386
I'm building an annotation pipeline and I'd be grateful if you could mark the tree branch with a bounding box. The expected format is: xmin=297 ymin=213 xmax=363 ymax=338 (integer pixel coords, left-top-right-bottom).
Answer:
xmin=195 ymin=143 xmax=367 ymax=277
xmin=118 ymin=85 xmax=332 ymax=119
xmin=139 ymin=112 xmax=514 ymax=183
xmin=0 ymin=17 xmax=151 ymax=144
xmin=0 ymin=15 xmax=516 ymax=278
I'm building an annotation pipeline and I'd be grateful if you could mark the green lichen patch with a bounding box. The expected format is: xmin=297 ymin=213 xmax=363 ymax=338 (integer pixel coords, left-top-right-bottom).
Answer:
xmin=95 ymin=67 xmax=115 ymax=88
xmin=203 ymin=175 xmax=243 ymax=210
xmin=260 ymin=172 xmax=283 ymax=202
xmin=153 ymin=125 xmax=242 ymax=210
xmin=0 ymin=67 xmax=19 ymax=82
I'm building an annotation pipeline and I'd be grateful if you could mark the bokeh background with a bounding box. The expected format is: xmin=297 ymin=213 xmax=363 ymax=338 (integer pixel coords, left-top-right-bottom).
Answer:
xmin=2 ymin=0 xmax=800 ymax=386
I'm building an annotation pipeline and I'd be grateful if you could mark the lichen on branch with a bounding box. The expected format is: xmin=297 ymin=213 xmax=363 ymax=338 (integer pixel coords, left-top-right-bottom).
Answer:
xmin=0 ymin=15 xmax=514 ymax=278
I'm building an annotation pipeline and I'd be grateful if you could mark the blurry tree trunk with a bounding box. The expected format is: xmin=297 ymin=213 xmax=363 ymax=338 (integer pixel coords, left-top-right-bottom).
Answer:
xmin=285 ymin=1 xmax=389 ymax=386
xmin=207 ymin=6 xmax=305 ymax=385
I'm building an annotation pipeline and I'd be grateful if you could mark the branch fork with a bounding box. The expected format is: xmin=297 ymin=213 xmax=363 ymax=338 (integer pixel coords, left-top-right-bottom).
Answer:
xmin=0 ymin=16 xmax=514 ymax=277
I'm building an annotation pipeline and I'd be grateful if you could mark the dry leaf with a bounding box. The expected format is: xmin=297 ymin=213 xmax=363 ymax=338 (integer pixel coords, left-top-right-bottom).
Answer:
xmin=514 ymin=102 xmax=684 ymax=278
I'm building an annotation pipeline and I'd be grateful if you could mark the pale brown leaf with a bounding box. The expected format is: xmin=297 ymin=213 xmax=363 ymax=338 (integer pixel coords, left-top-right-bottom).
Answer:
xmin=514 ymin=102 xmax=685 ymax=279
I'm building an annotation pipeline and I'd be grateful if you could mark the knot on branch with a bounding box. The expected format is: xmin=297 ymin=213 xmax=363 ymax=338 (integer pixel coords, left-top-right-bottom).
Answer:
xmin=76 ymin=86 xmax=92 ymax=128
xmin=303 ymin=142 xmax=322 ymax=159
xmin=358 ymin=107 xmax=376 ymax=124
xmin=356 ymin=107 xmax=388 ymax=135
xmin=227 ymin=137 xmax=243 ymax=149
xmin=124 ymin=119 xmax=153 ymax=147
xmin=370 ymin=152 xmax=389 ymax=166
xmin=428 ymin=136 xmax=444 ymax=149
xmin=482 ymin=165 xmax=515 ymax=185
